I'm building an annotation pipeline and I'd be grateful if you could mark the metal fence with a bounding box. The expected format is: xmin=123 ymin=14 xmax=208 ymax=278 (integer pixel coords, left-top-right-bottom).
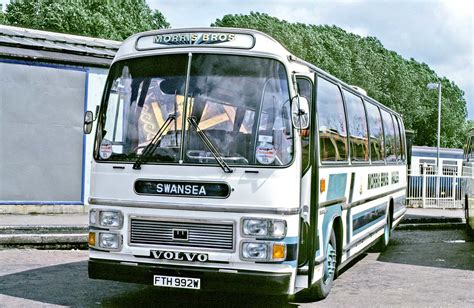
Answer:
xmin=407 ymin=168 xmax=465 ymax=209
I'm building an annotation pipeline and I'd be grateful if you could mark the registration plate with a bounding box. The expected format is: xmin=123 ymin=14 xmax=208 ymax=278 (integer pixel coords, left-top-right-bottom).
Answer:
xmin=153 ymin=275 xmax=201 ymax=289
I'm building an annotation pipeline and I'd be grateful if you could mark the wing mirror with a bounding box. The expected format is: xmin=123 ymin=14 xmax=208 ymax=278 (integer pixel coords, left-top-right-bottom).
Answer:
xmin=291 ymin=95 xmax=310 ymax=130
xmin=83 ymin=106 xmax=99 ymax=134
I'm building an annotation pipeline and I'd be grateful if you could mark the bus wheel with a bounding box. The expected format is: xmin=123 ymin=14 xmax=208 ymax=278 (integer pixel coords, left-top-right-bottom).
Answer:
xmin=298 ymin=229 xmax=337 ymax=302
xmin=374 ymin=213 xmax=391 ymax=252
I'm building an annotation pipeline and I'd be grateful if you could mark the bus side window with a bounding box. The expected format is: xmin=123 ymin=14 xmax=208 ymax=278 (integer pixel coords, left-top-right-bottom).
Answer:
xmin=316 ymin=77 xmax=348 ymax=162
xmin=381 ymin=109 xmax=397 ymax=163
xmin=391 ymin=114 xmax=401 ymax=162
xmin=394 ymin=116 xmax=404 ymax=162
xmin=365 ymin=102 xmax=384 ymax=162
xmin=343 ymin=89 xmax=369 ymax=162
xmin=296 ymin=78 xmax=312 ymax=171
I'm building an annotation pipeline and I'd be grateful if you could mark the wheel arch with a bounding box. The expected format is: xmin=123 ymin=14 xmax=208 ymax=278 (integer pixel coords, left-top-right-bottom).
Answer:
xmin=332 ymin=216 xmax=343 ymax=267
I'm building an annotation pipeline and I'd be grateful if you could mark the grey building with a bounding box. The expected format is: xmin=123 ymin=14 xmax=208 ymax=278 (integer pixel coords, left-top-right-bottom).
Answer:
xmin=0 ymin=25 xmax=120 ymax=212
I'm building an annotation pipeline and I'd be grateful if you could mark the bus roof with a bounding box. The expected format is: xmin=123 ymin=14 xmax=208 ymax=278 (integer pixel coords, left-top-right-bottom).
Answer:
xmin=114 ymin=27 xmax=402 ymax=118
xmin=114 ymin=27 xmax=291 ymax=63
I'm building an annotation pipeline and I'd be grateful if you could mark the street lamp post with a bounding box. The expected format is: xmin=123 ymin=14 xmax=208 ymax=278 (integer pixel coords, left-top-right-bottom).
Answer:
xmin=427 ymin=82 xmax=442 ymax=174
xmin=427 ymin=82 xmax=442 ymax=207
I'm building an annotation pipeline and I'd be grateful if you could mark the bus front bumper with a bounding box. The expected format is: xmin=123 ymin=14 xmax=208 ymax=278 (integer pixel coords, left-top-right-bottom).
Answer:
xmin=88 ymin=259 xmax=292 ymax=295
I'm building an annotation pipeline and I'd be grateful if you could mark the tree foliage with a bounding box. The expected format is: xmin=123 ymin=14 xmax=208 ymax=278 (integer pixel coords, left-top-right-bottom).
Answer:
xmin=213 ymin=13 xmax=469 ymax=148
xmin=1 ymin=0 xmax=169 ymax=40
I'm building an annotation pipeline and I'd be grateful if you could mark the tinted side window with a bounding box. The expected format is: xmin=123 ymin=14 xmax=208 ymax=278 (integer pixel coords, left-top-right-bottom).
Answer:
xmin=343 ymin=89 xmax=369 ymax=161
xmin=381 ymin=110 xmax=397 ymax=162
xmin=392 ymin=114 xmax=401 ymax=161
xmin=317 ymin=77 xmax=348 ymax=162
xmin=365 ymin=102 xmax=384 ymax=162
xmin=399 ymin=117 xmax=407 ymax=161
xmin=297 ymin=78 xmax=312 ymax=171
xmin=394 ymin=115 xmax=403 ymax=161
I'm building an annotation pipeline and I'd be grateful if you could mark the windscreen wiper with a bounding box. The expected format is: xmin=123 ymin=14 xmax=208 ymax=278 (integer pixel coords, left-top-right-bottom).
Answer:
xmin=187 ymin=117 xmax=233 ymax=173
xmin=133 ymin=115 xmax=176 ymax=170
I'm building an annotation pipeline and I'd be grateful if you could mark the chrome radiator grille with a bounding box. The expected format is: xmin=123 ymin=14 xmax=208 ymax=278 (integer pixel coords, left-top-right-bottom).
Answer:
xmin=130 ymin=218 xmax=234 ymax=251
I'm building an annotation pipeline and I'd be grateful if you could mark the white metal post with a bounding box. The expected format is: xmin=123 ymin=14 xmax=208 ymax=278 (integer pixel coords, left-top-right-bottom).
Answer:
xmin=437 ymin=83 xmax=442 ymax=175
xmin=435 ymin=83 xmax=442 ymax=207
xmin=427 ymin=82 xmax=442 ymax=208
xmin=422 ymin=163 xmax=426 ymax=208
xmin=452 ymin=176 xmax=456 ymax=208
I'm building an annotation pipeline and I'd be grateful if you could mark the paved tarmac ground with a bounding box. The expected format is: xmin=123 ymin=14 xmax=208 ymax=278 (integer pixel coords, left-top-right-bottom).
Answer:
xmin=0 ymin=228 xmax=473 ymax=307
xmin=315 ymin=228 xmax=474 ymax=308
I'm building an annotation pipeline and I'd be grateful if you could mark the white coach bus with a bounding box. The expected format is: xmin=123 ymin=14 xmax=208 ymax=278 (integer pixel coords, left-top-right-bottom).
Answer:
xmin=84 ymin=28 xmax=407 ymax=301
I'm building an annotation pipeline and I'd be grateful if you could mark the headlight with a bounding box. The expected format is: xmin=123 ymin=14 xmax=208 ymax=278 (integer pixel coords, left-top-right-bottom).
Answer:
xmin=242 ymin=219 xmax=268 ymax=236
xmin=271 ymin=221 xmax=286 ymax=238
xmin=241 ymin=241 xmax=286 ymax=262
xmin=242 ymin=242 xmax=268 ymax=260
xmin=242 ymin=218 xmax=287 ymax=238
xmin=98 ymin=232 xmax=120 ymax=250
xmin=99 ymin=211 xmax=122 ymax=228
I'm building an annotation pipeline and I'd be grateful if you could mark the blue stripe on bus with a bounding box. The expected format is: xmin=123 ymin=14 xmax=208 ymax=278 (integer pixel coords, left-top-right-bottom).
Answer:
xmin=327 ymin=173 xmax=347 ymax=200
xmin=283 ymin=260 xmax=298 ymax=267
xmin=352 ymin=203 xmax=387 ymax=235
xmin=282 ymin=236 xmax=299 ymax=244
xmin=316 ymin=204 xmax=343 ymax=258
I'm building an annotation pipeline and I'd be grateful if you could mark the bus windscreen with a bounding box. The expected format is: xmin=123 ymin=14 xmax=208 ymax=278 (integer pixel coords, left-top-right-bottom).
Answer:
xmin=96 ymin=54 xmax=293 ymax=167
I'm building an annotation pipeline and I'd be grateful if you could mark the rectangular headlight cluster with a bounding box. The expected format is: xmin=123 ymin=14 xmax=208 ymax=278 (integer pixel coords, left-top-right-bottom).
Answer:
xmin=89 ymin=209 xmax=123 ymax=251
xmin=242 ymin=218 xmax=286 ymax=238
xmin=240 ymin=218 xmax=287 ymax=262
xmin=89 ymin=209 xmax=123 ymax=229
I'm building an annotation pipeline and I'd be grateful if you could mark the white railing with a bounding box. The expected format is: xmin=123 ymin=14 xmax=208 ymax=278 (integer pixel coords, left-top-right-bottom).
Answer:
xmin=407 ymin=168 xmax=465 ymax=209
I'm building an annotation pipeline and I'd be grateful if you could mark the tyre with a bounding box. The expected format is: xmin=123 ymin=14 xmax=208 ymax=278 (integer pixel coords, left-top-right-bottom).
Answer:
xmin=296 ymin=229 xmax=337 ymax=302
xmin=374 ymin=212 xmax=391 ymax=252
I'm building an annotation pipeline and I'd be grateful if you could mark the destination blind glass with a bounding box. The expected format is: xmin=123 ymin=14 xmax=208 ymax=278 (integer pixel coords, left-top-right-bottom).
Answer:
xmin=96 ymin=54 xmax=293 ymax=167
xmin=135 ymin=180 xmax=230 ymax=198
xmin=136 ymin=32 xmax=255 ymax=50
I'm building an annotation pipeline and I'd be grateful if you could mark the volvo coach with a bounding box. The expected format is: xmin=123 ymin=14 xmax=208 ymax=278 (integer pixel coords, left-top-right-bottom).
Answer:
xmin=84 ymin=28 xmax=407 ymax=301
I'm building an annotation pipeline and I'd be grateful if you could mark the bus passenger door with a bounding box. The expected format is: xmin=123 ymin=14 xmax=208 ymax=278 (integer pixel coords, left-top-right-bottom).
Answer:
xmin=295 ymin=75 xmax=319 ymax=287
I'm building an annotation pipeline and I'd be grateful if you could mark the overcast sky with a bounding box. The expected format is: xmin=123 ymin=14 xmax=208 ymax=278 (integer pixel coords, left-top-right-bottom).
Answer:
xmin=149 ymin=0 xmax=473 ymax=120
